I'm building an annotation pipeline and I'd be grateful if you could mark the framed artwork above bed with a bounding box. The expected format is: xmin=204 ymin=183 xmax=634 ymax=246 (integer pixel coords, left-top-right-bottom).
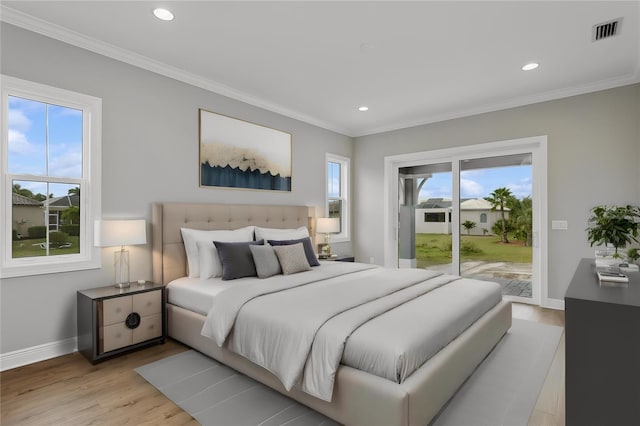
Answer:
xmin=199 ymin=109 xmax=292 ymax=191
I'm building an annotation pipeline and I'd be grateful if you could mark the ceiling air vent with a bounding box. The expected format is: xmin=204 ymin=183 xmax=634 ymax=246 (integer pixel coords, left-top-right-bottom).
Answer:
xmin=592 ymin=18 xmax=622 ymax=41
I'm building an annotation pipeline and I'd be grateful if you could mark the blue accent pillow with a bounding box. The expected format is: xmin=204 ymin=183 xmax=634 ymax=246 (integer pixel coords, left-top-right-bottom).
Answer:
xmin=267 ymin=236 xmax=320 ymax=267
xmin=213 ymin=240 xmax=264 ymax=280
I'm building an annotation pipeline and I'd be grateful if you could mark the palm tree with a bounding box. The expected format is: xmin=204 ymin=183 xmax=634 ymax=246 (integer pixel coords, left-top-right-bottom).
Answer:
xmin=511 ymin=196 xmax=533 ymax=246
xmin=462 ymin=220 xmax=476 ymax=235
xmin=12 ymin=183 xmax=35 ymax=199
xmin=484 ymin=187 xmax=514 ymax=243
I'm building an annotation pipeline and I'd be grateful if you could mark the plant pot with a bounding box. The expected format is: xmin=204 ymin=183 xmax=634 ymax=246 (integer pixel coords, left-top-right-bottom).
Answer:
xmin=595 ymin=245 xmax=620 ymax=268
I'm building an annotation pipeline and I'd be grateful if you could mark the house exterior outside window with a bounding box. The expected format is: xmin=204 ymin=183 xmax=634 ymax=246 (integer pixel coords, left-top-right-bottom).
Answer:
xmin=1 ymin=76 xmax=101 ymax=278
xmin=326 ymin=153 xmax=350 ymax=242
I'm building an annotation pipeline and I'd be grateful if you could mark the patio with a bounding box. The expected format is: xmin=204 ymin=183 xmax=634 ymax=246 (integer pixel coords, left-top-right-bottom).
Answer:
xmin=425 ymin=261 xmax=533 ymax=298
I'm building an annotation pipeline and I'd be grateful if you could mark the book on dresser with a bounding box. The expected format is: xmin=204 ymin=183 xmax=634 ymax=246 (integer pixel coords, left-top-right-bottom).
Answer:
xmin=596 ymin=270 xmax=629 ymax=283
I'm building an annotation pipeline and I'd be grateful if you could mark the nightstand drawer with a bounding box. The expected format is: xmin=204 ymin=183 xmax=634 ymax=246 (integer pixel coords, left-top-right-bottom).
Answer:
xmin=133 ymin=314 xmax=162 ymax=344
xmin=102 ymin=296 xmax=132 ymax=326
xmin=102 ymin=322 xmax=133 ymax=352
xmin=133 ymin=291 xmax=161 ymax=317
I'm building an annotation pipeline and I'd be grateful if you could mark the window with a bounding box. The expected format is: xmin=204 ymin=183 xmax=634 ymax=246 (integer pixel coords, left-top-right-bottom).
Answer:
xmin=480 ymin=213 xmax=488 ymax=223
xmin=1 ymin=76 xmax=101 ymax=278
xmin=326 ymin=153 xmax=350 ymax=242
xmin=425 ymin=212 xmax=446 ymax=223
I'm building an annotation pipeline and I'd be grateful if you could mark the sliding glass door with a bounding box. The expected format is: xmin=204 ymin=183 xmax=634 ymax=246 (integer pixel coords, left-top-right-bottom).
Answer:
xmin=388 ymin=137 xmax=546 ymax=305
xmin=459 ymin=154 xmax=533 ymax=300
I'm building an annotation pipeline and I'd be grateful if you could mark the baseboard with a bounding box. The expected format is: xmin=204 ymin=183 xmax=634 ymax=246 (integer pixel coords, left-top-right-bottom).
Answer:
xmin=0 ymin=337 xmax=77 ymax=372
xmin=542 ymin=298 xmax=565 ymax=310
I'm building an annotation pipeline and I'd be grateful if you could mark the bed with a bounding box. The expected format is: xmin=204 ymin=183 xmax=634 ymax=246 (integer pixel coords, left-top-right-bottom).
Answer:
xmin=152 ymin=202 xmax=512 ymax=426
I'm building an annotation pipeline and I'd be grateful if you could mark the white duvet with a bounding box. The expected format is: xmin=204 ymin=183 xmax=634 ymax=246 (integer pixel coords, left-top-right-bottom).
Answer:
xmin=200 ymin=262 xmax=501 ymax=402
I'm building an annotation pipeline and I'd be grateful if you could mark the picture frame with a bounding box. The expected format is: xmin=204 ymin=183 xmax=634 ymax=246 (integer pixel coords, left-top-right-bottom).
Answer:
xmin=199 ymin=109 xmax=292 ymax=191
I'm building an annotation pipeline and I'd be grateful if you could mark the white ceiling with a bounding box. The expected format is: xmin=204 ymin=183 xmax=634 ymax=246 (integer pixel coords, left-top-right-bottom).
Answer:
xmin=2 ymin=1 xmax=639 ymax=137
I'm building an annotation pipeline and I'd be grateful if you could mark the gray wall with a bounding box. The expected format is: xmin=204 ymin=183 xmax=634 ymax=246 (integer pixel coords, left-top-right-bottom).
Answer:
xmin=0 ymin=24 xmax=352 ymax=354
xmin=353 ymin=84 xmax=640 ymax=300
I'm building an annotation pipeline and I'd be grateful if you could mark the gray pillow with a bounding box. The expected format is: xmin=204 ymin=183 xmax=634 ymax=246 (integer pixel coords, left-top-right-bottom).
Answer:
xmin=273 ymin=243 xmax=311 ymax=275
xmin=249 ymin=244 xmax=282 ymax=278
xmin=214 ymin=240 xmax=264 ymax=280
xmin=267 ymin=236 xmax=320 ymax=266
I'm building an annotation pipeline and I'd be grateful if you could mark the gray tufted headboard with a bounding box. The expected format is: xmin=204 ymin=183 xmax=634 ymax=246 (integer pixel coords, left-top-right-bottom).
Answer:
xmin=151 ymin=202 xmax=316 ymax=285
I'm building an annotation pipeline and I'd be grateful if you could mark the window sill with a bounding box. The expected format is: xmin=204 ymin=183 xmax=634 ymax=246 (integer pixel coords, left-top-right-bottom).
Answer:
xmin=0 ymin=257 xmax=101 ymax=279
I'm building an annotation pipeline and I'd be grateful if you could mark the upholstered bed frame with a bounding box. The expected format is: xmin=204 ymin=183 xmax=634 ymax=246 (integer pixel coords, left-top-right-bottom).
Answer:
xmin=151 ymin=202 xmax=512 ymax=426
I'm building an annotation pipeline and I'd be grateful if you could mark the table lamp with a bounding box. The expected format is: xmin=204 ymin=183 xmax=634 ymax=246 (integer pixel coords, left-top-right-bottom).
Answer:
xmin=94 ymin=219 xmax=147 ymax=288
xmin=316 ymin=217 xmax=340 ymax=258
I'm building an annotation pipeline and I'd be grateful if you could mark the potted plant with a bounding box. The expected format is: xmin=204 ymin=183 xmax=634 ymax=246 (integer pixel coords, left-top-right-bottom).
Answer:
xmin=587 ymin=205 xmax=640 ymax=259
xmin=626 ymin=247 xmax=640 ymax=265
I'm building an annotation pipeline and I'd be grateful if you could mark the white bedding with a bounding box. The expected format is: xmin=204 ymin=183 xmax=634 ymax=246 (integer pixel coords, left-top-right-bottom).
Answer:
xmin=194 ymin=262 xmax=502 ymax=402
xmin=167 ymin=276 xmax=233 ymax=315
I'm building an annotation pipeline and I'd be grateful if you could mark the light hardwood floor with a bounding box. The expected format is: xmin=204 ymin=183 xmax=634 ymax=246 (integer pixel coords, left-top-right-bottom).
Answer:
xmin=1 ymin=303 xmax=565 ymax=426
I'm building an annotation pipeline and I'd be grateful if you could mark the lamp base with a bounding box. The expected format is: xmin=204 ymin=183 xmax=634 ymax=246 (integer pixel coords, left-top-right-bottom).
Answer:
xmin=114 ymin=248 xmax=130 ymax=288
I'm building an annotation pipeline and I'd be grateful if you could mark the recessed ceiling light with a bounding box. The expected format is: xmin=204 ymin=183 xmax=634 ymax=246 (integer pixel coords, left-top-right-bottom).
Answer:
xmin=153 ymin=8 xmax=174 ymax=21
xmin=522 ymin=62 xmax=539 ymax=71
xmin=358 ymin=106 xmax=369 ymax=112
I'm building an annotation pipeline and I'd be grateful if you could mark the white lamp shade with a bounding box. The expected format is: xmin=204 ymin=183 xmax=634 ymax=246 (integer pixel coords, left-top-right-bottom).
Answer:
xmin=94 ymin=219 xmax=147 ymax=247
xmin=316 ymin=217 xmax=340 ymax=234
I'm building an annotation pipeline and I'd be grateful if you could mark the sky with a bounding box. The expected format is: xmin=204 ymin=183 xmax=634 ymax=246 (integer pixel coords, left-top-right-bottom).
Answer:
xmin=8 ymin=95 xmax=82 ymax=198
xmin=419 ymin=165 xmax=532 ymax=201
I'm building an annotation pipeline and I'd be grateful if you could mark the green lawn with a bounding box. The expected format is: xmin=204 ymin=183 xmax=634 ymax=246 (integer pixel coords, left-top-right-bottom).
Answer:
xmin=415 ymin=233 xmax=531 ymax=268
xmin=12 ymin=236 xmax=80 ymax=258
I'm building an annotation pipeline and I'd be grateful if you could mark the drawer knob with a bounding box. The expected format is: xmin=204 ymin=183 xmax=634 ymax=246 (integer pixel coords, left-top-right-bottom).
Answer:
xmin=125 ymin=312 xmax=141 ymax=329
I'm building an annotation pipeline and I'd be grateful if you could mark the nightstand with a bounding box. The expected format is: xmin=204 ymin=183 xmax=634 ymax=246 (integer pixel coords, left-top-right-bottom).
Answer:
xmin=321 ymin=255 xmax=355 ymax=262
xmin=77 ymin=282 xmax=166 ymax=363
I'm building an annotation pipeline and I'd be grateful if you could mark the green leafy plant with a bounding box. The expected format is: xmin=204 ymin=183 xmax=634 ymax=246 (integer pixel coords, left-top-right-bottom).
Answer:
xmin=49 ymin=231 xmax=69 ymax=247
xmin=586 ymin=205 xmax=640 ymax=258
xmin=485 ymin=187 xmax=516 ymax=243
xmin=626 ymin=248 xmax=639 ymax=264
xmin=462 ymin=220 xmax=476 ymax=235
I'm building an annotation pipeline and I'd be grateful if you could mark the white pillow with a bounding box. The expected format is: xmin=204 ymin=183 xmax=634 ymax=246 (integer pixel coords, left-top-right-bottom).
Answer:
xmin=197 ymin=240 xmax=221 ymax=280
xmin=255 ymin=226 xmax=309 ymax=242
xmin=180 ymin=226 xmax=254 ymax=278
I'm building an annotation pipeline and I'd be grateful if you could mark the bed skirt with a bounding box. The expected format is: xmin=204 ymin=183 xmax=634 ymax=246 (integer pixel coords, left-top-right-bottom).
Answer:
xmin=166 ymin=300 xmax=511 ymax=426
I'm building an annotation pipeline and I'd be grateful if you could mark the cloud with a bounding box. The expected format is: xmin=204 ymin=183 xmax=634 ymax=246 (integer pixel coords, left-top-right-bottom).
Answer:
xmin=8 ymin=109 xmax=32 ymax=132
xmin=49 ymin=150 xmax=82 ymax=178
xmin=8 ymin=129 xmax=36 ymax=155
xmin=420 ymin=185 xmax=452 ymax=200
xmin=460 ymin=178 xmax=484 ymax=197
xmin=507 ymin=177 xmax=532 ymax=198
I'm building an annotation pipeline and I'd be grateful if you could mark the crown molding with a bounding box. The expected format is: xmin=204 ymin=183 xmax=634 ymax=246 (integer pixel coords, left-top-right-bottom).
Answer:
xmin=354 ymin=72 xmax=640 ymax=137
xmin=2 ymin=5 xmax=638 ymax=139
xmin=0 ymin=5 xmax=354 ymax=137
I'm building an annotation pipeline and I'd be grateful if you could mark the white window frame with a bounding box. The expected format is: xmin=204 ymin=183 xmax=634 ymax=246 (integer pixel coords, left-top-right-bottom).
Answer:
xmin=1 ymin=75 xmax=102 ymax=278
xmin=325 ymin=153 xmax=350 ymax=243
xmin=384 ymin=136 xmax=548 ymax=307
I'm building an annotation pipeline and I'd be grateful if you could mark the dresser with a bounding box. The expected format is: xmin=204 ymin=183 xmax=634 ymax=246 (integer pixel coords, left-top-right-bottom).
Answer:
xmin=77 ymin=282 xmax=166 ymax=363
xmin=564 ymin=258 xmax=640 ymax=426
